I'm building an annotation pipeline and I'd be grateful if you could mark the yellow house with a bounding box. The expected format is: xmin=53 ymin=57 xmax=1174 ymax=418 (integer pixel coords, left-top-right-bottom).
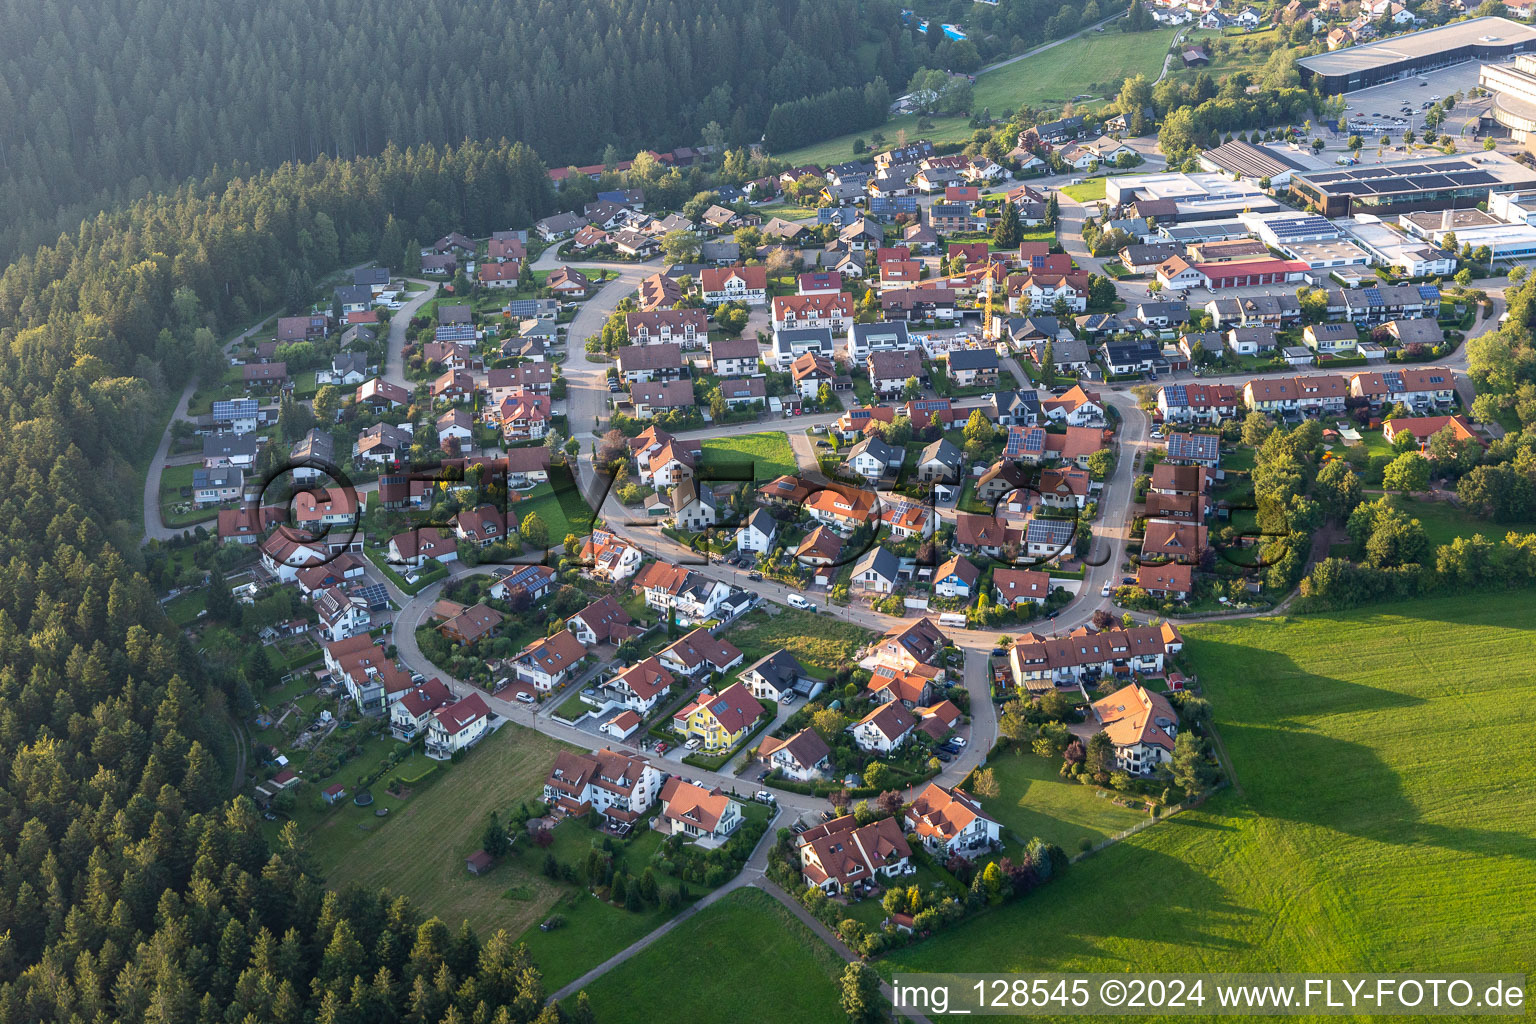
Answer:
xmin=671 ymin=682 xmax=764 ymax=751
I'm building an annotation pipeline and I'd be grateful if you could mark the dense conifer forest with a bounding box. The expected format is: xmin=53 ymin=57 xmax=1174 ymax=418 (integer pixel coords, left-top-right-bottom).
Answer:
xmin=0 ymin=0 xmax=917 ymax=260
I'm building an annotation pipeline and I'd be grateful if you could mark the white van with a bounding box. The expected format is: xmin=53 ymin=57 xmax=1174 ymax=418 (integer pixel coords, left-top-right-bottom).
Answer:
xmin=786 ymin=594 xmax=814 ymax=610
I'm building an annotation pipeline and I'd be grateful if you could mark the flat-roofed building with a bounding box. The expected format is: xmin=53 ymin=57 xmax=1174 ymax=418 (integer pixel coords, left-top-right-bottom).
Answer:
xmin=1299 ymin=16 xmax=1536 ymax=93
xmin=1290 ymin=152 xmax=1536 ymax=219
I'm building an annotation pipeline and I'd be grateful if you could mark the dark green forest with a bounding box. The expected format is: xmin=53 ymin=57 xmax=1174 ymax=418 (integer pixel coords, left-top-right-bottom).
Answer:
xmin=0 ymin=141 xmax=592 ymax=1023
xmin=0 ymin=0 xmax=917 ymax=261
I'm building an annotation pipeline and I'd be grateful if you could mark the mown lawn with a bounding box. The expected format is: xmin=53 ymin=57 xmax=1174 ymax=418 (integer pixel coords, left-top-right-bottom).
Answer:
xmin=1061 ymin=178 xmax=1108 ymax=203
xmin=986 ymin=749 xmax=1151 ymax=853
xmin=883 ymin=593 xmax=1536 ymax=983
xmin=773 ymin=114 xmax=973 ymax=166
xmin=700 ymin=431 xmax=798 ymax=483
xmin=319 ymin=724 xmax=583 ymax=942
xmin=972 ymin=27 xmax=1180 ymax=112
xmin=724 ymin=606 xmax=878 ymax=674
xmin=570 ymin=888 xmax=849 ymax=1023
xmin=511 ymin=473 xmax=597 ymax=545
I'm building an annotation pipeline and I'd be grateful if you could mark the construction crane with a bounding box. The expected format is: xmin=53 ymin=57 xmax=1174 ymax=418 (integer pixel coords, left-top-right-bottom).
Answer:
xmin=981 ymin=272 xmax=998 ymax=342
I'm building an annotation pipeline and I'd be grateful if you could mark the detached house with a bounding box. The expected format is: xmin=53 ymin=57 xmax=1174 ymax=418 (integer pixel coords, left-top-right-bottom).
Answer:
xmin=424 ymin=694 xmax=492 ymax=760
xmin=701 ymin=265 xmax=768 ymax=306
xmin=905 ymin=782 xmax=1002 ymax=858
xmin=1092 ymin=682 xmax=1179 ymax=775
xmin=672 ymin=682 xmax=764 ymax=751
xmin=758 ymin=728 xmax=832 ymax=781
xmin=512 ymin=630 xmax=588 ymax=692
xmin=656 ymin=778 xmax=743 ymax=842
xmin=797 ymin=815 xmax=911 ymax=894
xmin=542 ymin=749 xmax=664 ymax=827
xmin=849 ymin=701 xmax=917 ymax=753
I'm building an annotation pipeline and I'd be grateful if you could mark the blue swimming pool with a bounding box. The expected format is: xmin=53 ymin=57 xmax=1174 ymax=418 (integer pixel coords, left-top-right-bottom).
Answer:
xmin=942 ymin=23 xmax=966 ymax=40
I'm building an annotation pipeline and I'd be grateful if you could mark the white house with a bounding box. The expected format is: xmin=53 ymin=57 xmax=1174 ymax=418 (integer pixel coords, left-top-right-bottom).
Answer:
xmin=542 ymin=748 xmax=664 ymax=825
xmin=848 ymin=702 xmax=916 ymax=753
xmin=757 ymin=728 xmax=832 ymax=781
xmin=1092 ymin=682 xmax=1179 ymax=775
xmin=905 ymin=783 xmax=1002 ymax=858
xmin=737 ymin=507 xmax=779 ymax=554
xmin=424 ymin=694 xmax=492 ymax=760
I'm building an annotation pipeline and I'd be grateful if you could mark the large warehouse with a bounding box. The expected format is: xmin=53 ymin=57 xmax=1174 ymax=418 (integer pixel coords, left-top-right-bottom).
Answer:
xmin=1289 ymin=152 xmax=1536 ymax=218
xmin=1297 ymin=16 xmax=1536 ymax=93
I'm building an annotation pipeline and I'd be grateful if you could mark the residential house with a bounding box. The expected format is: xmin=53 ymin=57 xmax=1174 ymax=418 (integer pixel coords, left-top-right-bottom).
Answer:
xmin=1381 ymin=414 xmax=1480 ymax=452
xmin=547 ymin=266 xmax=591 ymax=298
xmin=390 ymin=679 xmax=455 ymax=741
xmin=737 ymin=507 xmax=779 ymax=554
xmin=672 ymin=682 xmax=764 ymax=751
xmin=905 ymin=783 xmax=1002 ymax=858
xmin=1042 ymin=384 xmax=1105 ymax=426
xmin=850 ymin=546 xmax=902 ymax=594
xmin=203 ymin=432 xmax=258 ymax=470
xmin=438 ymin=602 xmax=504 ymax=646
xmin=798 ymin=815 xmax=911 ymax=894
xmin=670 ymin=478 xmax=718 ymax=532
xmin=844 ymin=435 xmax=903 ymax=481
xmin=916 ymin=438 xmax=965 ymax=484
xmin=191 ymin=467 xmax=242 ymax=507
xmin=1163 ymin=432 xmax=1221 ymax=468
xmin=933 ymin=554 xmax=980 ymax=599
xmin=1349 ymin=366 xmax=1456 ymax=411
xmin=356 ymin=378 xmax=410 ymax=411
xmin=616 ymin=342 xmax=686 ymax=383
xmin=711 ymin=337 xmax=762 ymax=377
xmin=1140 ymin=518 xmax=1208 ymax=564
xmin=1137 ymin=563 xmax=1194 ymax=600
xmin=656 ymin=778 xmax=743 ymax=841
xmin=627 ymin=309 xmax=708 ymax=349
xmin=880 ymin=287 xmax=958 ymax=322
xmin=946 ymin=348 xmax=999 ymax=388
xmin=700 ymin=265 xmax=768 ymax=306
xmin=791 ymin=351 xmax=836 ymax=399
xmin=512 ymin=630 xmax=588 ymax=691
xmin=659 ymin=628 xmax=745 ymax=683
xmin=568 ymin=595 xmax=641 ymax=645
xmin=993 ymin=567 xmax=1052 ymax=607
xmin=1304 ymin=322 xmax=1359 ymax=355
xmin=740 ymin=649 xmax=814 ymax=704
xmin=1157 ymin=382 xmax=1241 ymax=424
xmin=488 ymin=564 xmax=557 ymax=606
xmin=386 ymin=527 xmax=458 ymax=567
xmin=849 ymin=701 xmax=917 ymax=753
xmin=1092 ymin=683 xmax=1179 ymax=775
xmin=542 ymin=749 xmax=664 ymax=826
xmin=424 ymin=694 xmax=492 ymax=760
xmin=601 ymin=658 xmax=675 ymax=716
xmin=868 ymin=349 xmax=925 ymax=396
xmin=1007 ymin=622 xmax=1184 ymax=692
xmin=773 ymin=292 xmax=853 ymax=334
xmin=758 ymin=728 xmax=832 ymax=781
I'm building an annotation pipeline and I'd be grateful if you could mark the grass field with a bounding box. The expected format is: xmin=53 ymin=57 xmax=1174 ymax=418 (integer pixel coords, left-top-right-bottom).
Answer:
xmin=725 ymin=606 xmax=878 ymax=673
xmin=1061 ymin=178 xmax=1108 ymax=203
xmin=569 ymin=888 xmax=849 ymax=1023
xmin=320 ymin=724 xmax=583 ymax=940
xmin=1386 ymin=495 xmax=1535 ymax=550
xmin=774 ymin=114 xmax=972 ymax=167
xmin=512 ymin=476 xmax=597 ymax=545
xmin=883 ymin=593 xmax=1536 ymax=984
xmin=700 ymin=431 xmax=798 ymax=483
xmin=986 ymin=750 xmax=1151 ymax=852
xmin=972 ymin=27 xmax=1181 ymax=113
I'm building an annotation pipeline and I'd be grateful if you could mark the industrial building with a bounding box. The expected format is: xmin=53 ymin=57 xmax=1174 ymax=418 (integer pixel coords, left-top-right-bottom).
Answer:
xmin=1340 ymin=215 xmax=1459 ymax=277
xmin=1198 ymin=140 xmax=1314 ymax=185
xmin=1399 ymin=218 xmax=1536 ymax=261
xmin=1480 ymin=53 xmax=1536 ymax=141
xmin=1238 ymin=211 xmax=1339 ymax=247
xmin=1298 ymin=16 xmax=1536 ymax=93
xmin=1289 ymin=153 xmax=1536 ymax=218
xmin=1279 ymin=239 xmax=1373 ymax=271
xmin=1488 ymin=189 xmax=1536 ymax=225
xmin=1106 ymin=171 xmax=1270 ymax=211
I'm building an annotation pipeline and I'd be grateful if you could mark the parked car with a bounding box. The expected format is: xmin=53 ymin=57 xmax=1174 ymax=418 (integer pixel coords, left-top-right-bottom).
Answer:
xmin=757 ymin=770 xmax=770 ymax=781
xmin=685 ymin=737 xmax=702 ymax=750
xmin=655 ymin=742 xmax=668 ymax=754
xmin=755 ymin=791 xmax=775 ymax=804
xmin=786 ymin=593 xmax=813 ymax=609
xmin=748 ymin=570 xmax=763 ymax=581
xmin=515 ymin=692 xmax=535 ymax=704
xmin=935 ymin=750 xmax=953 ymax=762
xmin=951 ymin=737 xmax=967 ymax=748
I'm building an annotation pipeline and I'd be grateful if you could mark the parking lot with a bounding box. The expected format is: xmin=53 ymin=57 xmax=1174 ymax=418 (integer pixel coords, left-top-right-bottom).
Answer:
xmin=1338 ymin=60 xmax=1491 ymax=142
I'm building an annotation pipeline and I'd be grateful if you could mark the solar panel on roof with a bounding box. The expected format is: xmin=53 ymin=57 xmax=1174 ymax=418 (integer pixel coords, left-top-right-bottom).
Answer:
xmin=1417 ymin=285 xmax=1441 ymax=301
xmin=356 ymin=584 xmax=390 ymax=609
xmin=1163 ymin=384 xmax=1188 ymax=406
